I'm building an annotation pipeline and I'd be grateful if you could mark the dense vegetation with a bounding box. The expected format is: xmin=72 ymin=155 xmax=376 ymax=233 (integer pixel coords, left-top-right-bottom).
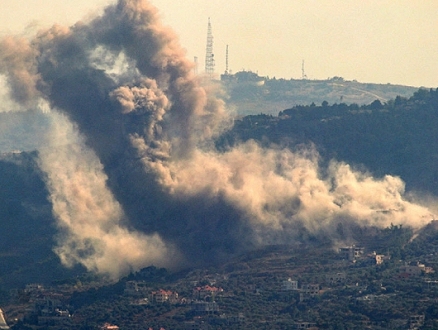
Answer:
xmin=219 ymin=87 xmax=438 ymax=195
xmin=221 ymin=73 xmax=418 ymax=115
xmin=4 ymin=223 xmax=438 ymax=329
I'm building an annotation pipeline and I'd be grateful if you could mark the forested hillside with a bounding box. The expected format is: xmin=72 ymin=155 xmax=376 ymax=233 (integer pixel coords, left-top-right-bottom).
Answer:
xmin=0 ymin=152 xmax=84 ymax=289
xmin=221 ymin=72 xmax=419 ymax=116
xmin=219 ymin=88 xmax=438 ymax=196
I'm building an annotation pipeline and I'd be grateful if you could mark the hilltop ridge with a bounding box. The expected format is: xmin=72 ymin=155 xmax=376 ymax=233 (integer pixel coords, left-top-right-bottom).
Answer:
xmin=220 ymin=71 xmax=419 ymax=115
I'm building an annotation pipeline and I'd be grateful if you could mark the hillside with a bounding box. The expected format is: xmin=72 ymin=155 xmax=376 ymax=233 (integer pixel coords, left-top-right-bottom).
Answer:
xmin=218 ymin=87 xmax=438 ymax=196
xmin=0 ymin=76 xmax=419 ymax=153
xmin=1 ymin=85 xmax=438 ymax=328
xmin=3 ymin=223 xmax=438 ymax=329
xmin=0 ymin=87 xmax=438 ymax=291
xmin=220 ymin=71 xmax=419 ymax=116
xmin=0 ymin=152 xmax=85 ymax=289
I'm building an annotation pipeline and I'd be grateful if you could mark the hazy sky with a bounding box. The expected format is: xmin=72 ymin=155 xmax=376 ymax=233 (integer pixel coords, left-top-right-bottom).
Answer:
xmin=1 ymin=0 xmax=437 ymax=87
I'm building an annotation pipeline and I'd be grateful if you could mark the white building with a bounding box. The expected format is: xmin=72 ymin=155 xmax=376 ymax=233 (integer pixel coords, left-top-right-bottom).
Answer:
xmin=149 ymin=289 xmax=179 ymax=304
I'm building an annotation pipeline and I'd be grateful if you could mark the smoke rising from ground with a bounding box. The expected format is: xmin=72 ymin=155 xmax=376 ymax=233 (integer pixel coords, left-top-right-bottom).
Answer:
xmin=0 ymin=0 xmax=435 ymax=278
xmin=38 ymin=112 xmax=178 ymax=278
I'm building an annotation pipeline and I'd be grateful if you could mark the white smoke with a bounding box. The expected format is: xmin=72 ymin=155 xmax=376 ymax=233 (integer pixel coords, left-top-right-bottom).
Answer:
xmin=0 ymin=36 xmax=41 ymax=107
xmin=38 ymin=112 xmax=179 ymax=279
xmin=132 ymin=138 xmax=433 ymax=240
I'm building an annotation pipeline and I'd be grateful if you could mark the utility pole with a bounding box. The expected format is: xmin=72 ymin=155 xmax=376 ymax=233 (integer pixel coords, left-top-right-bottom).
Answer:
xmin=225 ymin=44 xmax=229 ymax=75
xmin=194 ymin=56 xmax=198 ymax=75
xmin=302 ymin=60 xmax=307 ymax=80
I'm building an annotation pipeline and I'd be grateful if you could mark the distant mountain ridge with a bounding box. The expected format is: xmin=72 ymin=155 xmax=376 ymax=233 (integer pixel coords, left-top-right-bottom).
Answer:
xmin=0 ymin=74 xmax=419 ymax=153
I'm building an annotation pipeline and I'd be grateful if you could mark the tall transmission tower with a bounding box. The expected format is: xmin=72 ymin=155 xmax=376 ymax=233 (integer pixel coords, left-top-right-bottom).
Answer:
xmin=205 ymin=18 xmax=215 ymax=77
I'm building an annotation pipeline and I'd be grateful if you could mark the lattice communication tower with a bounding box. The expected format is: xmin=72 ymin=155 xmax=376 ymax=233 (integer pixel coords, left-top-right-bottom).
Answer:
xmin=205 ymin=18 xmax=215 ymax=77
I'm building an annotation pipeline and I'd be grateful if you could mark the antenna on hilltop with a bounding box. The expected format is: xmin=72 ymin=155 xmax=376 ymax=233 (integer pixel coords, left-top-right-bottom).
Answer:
xmin=302 ymin=60 xmax=307 ymax=80
xmin=225 ymin=44 xmax=229 ymax=75
xmin=205 ymin=18 xmax=215 ymax=78
xmin=194 ymin=56 xmax=198 ymax=75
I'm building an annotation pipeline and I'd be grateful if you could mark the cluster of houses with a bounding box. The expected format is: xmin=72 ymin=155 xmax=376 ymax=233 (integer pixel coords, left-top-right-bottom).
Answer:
xmin=18 ymin=284 xmax=72 ymax=327
xmin=192 ymin=285 xmax=223 ymax=301
xmin=281 ymin=278 xmax=321 ymax=302
xmin=339 ymin=245 xmax=435 ymax=277
xmin=339 ymin=245 xmax=391 ymax=265
xmin=399 ymin=261 xmax=434 ymax=277
xmin=100 ymin=323 xmax=120 ymax=330
xmin=125 ymin=280 xmax=224 ymax=313
xmin=123 ymin=281 xmax=229 ymax=328
xmin=3 ymin=244 xmax=436 ymax=329
xmin=282 ymin=272 xmax=347 ymax=298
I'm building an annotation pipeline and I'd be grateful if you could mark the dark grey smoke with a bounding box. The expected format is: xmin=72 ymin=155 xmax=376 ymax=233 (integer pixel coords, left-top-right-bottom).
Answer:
xmin=32 ymin=0 xmax=251 ymax=270
xmin=0 ymin=0 xmax=434 ymax=278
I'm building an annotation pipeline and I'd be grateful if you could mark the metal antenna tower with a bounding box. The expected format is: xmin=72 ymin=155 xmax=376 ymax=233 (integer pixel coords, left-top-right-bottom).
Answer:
xmin=205 ymin=18 xmax=215 ymax=77
xmin=302 ymin=60 xmax=307 ymax=80
xmin=194 ymin=56 xmax=198 ymax=75
xmin=225 ymin=44 xmax=229 ymax=74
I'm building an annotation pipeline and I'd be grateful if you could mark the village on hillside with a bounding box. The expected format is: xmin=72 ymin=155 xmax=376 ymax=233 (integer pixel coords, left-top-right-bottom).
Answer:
xmin=3 ymin=225 xmax=438 ymax=330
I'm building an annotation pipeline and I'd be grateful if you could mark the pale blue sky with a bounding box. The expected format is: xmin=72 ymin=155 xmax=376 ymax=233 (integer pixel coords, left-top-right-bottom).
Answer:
xmin=1 ymin=0 xmax=437 ymax=87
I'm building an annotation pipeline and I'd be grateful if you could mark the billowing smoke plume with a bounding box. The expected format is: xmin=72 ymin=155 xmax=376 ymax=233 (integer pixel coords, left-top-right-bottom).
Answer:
xmin=0 ymin=0 xmax=434 ymax=278
xmin=37 ymin=112 xmax=178 ymax=278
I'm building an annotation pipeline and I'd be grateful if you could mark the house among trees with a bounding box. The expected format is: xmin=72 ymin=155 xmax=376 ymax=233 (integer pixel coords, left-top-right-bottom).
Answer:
xmin=292 ymin=321 xmax=318 ymax=329
xmin=339 ymin=246 xmax=364 ymax=261
xmin=399 ymin=262 xmax=434 ymax=277
xmin=299 ymin=284 xmax=320 ymax=302
xmin=24 ymin=292 xmax=71 ymax=327
xmin=36 ymin=294 xmax=64 ymax=315
xmin=325 ymin=272 xmax=346 ymax=285
xmin=192 ymin=285 xmax=223 ymax=300
xmin=227 ymin=313 xmax=246 ymax=324
xmin=149 ymin=289 xmax=179 ymax=304
xmin=282 ymin=278 xmax=299 ymax=291
xmin=409 ymin=315 xmax=425 ymax=329
xmin=192 ymin=301 xmax=220 ymax=314
xmin=368 ymin=252 xmax=388 ymax=265
xmin=124 ymin=281 xmax=149 ymax=296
